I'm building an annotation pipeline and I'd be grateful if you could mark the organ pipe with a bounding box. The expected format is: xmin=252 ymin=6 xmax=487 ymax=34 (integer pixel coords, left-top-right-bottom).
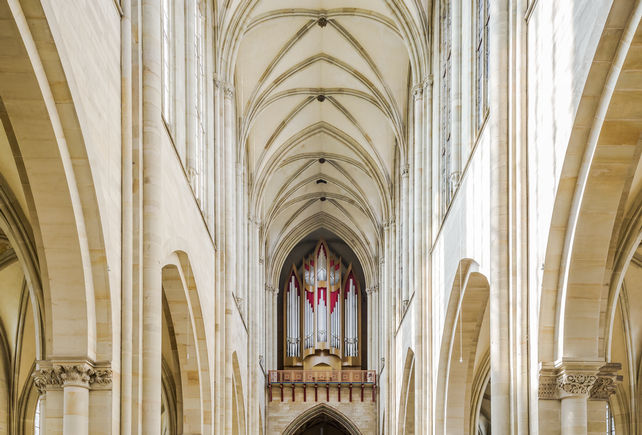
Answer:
xmin=283 ymin=240 xmax=361 ymax=366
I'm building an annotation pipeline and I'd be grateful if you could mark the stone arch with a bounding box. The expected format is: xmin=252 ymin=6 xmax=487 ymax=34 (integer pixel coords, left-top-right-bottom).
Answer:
xmin=538 ymin=0 xmax=642 ymax=362
xmin=397 ymin=348 xmax=415 ymax=435
xmin=267 ymin=213 xmax=377 ymax=289
xmin=161 ymin=251 xmax=212 ymax=434
xmin=435 ymin=259 xmax=490 ymax=435
xmin=0 ymin=0 xmax=113 ymax=360
xmin=231 ymin=351 xmax=246 ymax=435
xmin=282 ymin=403 xmax=362 ymax=435
xmin=468 ymin=352 xmax=491 ymax=435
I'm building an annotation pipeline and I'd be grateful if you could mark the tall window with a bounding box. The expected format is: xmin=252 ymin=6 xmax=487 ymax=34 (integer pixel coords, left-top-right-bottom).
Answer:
xmin=34 ymin=396 xmax=42 ymax=435
xmin=193 ymin=0 xmax=206 ymax=206
xmin=161 ymin=0 xmax=174 ymax=129
xmin=440 ymin=0 xmax=453 ymax=214
xmin=474 ymin=0 xmax=490 ymax=132
xmin=606 ymin=402 xmax=616 ymax=434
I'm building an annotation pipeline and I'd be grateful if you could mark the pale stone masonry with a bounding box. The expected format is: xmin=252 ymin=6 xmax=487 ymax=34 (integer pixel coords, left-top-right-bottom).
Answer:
xmin=0 ymin=0 xmax=640 ymax=434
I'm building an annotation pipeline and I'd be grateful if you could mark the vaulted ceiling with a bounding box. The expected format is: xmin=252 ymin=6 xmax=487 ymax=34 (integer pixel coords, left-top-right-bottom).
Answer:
xmin=230 ymin=0 xmax=418 ymax=273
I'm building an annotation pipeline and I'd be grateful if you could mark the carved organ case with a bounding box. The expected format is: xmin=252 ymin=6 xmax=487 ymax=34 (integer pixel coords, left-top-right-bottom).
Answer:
xmin=283 ymin=239 xmax=362 ymax=369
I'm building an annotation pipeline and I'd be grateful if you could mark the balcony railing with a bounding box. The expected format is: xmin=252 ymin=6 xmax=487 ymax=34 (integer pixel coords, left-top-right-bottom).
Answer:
xmin=267 ymin=370 xmax=376 ymax=402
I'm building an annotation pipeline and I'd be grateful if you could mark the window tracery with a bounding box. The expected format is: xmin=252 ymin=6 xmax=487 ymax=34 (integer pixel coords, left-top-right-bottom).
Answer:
xmin=475 ymin=0 xmax=490 ymax=132
xmin=192 ymin=0 xmax=206 ymax=206
xmin=440 ymin=0 xmax=453 ymax=214
xmin=161 ymin=0 xmax=174 ymax=130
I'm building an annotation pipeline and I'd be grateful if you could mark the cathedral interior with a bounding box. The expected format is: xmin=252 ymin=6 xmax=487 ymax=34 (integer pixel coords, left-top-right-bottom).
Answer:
xmin=0 ymin=0 xmax=640 ymax=433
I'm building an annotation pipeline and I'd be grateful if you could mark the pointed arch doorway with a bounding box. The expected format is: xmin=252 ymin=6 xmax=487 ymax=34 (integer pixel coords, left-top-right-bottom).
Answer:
xmin=283 ymin=404 xmax=362 ymax=435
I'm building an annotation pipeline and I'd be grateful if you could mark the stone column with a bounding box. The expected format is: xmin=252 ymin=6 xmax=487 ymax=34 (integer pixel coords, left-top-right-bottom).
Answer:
xmin=141 ymin=0 xmax=163 ymax=431
xmin=400 ymin=165 xmax=410 ymax=307
xmin=422 ymin=75 xmax=433 ymax=435
xmin=120 ymin=0 xmax=133 ymax=433
xmin=223 ymin=83 xmax=236 ymax=435
xmin=366 ymin=287 xmax=374 ymax=369
xmin=539 ymin=362 xmax=621 ymax=435
xmin=412 ymin=80 xmax=425 ymax=435
xmin=450 ymin=0 xmax=462 ymax=188
xmin=488 ymin=0 xmax=510 ymax=432
xmin=34 ymin=361 xmax=113 ymax=435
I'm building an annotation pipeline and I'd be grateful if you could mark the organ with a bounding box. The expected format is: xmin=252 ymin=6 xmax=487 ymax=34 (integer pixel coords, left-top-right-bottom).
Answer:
xmin=283 ymin=239 xmax=362 ymax=369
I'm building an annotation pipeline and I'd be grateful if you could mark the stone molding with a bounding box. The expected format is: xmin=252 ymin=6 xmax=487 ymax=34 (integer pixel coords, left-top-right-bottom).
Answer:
xmin=34 ymin=360 xmax=112 ymax=393
xmin=538 ymin=361 xmax=621 ymax=400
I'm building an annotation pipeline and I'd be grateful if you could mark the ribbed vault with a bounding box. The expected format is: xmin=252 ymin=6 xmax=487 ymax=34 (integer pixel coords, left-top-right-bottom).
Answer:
xmin=229 ymin=0 xmax=421 ymax=277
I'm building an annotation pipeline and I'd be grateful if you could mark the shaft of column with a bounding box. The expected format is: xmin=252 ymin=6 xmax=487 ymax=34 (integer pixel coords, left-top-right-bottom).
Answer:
xmin=423 ymin=77 xmax=434 ymax=435
xmin=412 ymin=83 xmax=424 ymax=435
xmin=489 ymin=0 xmax=511 ymax=433
xmin=141 ymin=0 xmax=163 ymax=432
xmin=450 ymin=0 xmax=462 ymax=184
xmin=120 ymin=0 xmax=133 ymax=432
xmin=214 ymin=81 xmax=227 ymax=435
xmin=401 ymin=166 xmax=410 ymax=304
xmin=63 ymin=386 xmax=89 ymax=435
xmin=561 ymin=396 xmax=587 ymax=435
xmin=223 ymin=88 xmax=236 ymax=434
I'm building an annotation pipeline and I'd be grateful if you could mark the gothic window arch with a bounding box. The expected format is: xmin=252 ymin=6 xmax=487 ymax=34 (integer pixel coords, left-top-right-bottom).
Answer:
xmin=161 ymin=0 xmax=174 ymax=131
xmin=440 ymin=0 xmax=453 ymax=214
xmin=194 ymin=0 xmax=206 ymax=205
xmin=606 ymin=402 xmax=616 ymax=434
xmin=474 ymin=0 xmax=490 ymax=132
xmin=33 ymin=396 xmax=42 ymax=435
xmin=186 ymin=0 xmax=207 ymax=207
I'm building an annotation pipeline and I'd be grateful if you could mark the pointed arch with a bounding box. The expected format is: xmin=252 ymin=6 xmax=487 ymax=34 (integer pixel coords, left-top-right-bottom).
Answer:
xmin=161 ymin=251 xmax=212 ymax=434
xmin=434 ymin=259 xmax=490 ymax=435
xmin=282 ymin=403 xmax=362 ymax=435
xmin=231 ymin=351 xmax=246 ymax=435
xmin=397 ymin=347 xmax=416 ymax=435
xmin=0 ymin=0 xmax=113 ymax=360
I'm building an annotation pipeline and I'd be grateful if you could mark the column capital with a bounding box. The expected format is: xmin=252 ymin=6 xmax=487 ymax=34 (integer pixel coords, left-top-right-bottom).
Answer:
xmin=538 ymin=361 xmax=621 ymax=400
xmin=365 ymin=285 xmax=378 ymax=295
xmin=34 ymin=360 xmax=112 ymax=392
xmin=401 ymin=164 xmax=410 ymax=177
xmin=412 ymin=83 xmax=423 ymax=100
xmin=265 ymin=284 xmax=278 ymax=294
xmin=224 ymin=83 xmax=235 ymax=99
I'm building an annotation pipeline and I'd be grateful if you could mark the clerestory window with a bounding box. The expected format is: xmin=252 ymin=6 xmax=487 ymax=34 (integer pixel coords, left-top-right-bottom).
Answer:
xmin=161 ymin=0 xmax=174 ymax=131
xmin=474 ymin=0 xmax=490 ymax=132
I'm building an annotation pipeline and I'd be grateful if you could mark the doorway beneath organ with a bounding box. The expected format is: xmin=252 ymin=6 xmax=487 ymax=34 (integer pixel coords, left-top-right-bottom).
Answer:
xmin=277 ymin=232 xmax=367 ymax=370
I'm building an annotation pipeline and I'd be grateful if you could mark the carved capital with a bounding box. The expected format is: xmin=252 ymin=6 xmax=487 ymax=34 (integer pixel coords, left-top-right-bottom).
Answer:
xmin=590 ymin=363 xmax=622 ymax=400
xmin=401 ymin=164 xmax=410 ymax=177
xmin=265 ymin=284 xmax=277 ymax=294
xmin=539 ymin=361 xmax=620 ymax=400
xmin=34 ymin=360 xmax=112 ymax=392
xmin=366 ymin=285 xmax=379 ymax=295
xmin=33 ymin=366 xmax=63 ymax=394
xmin=557 ymin=372 xmax=597 ymax=398
xmin=401 ymin=299 xmax=410 ymax=314
xmin=224 ymin=84 xmax=235 ymax=99
xmin=412 ymin=83 xmax=423 ymax=99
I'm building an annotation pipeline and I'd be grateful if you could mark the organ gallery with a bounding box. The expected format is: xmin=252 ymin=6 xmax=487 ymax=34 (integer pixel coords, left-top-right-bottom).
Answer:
xmin=283 ymin=239 xmax=362 ymax=369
